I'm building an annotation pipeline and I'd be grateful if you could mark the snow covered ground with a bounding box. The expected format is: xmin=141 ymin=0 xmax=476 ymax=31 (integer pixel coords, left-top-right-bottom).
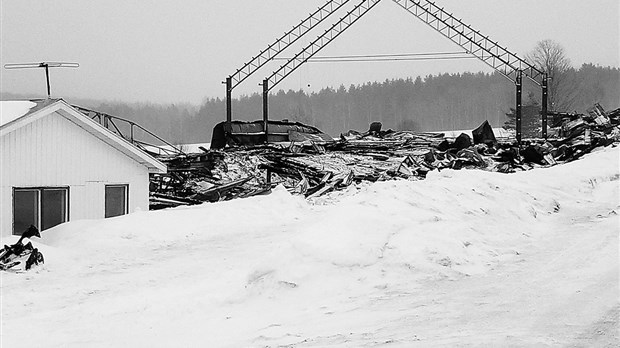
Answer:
xmin=2 ymin=146 xmax=619 ymax=347
xmin=440 ymin=127 xmax=513 ymax=139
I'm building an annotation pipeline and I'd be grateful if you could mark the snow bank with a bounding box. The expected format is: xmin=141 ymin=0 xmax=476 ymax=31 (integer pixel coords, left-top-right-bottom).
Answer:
xmin=1 ymin=146 xmax=618 ymax=347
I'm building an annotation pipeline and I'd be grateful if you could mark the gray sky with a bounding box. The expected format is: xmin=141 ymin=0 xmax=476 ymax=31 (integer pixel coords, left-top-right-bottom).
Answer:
xmin=1 ymin=0 xmax=618 ymax=104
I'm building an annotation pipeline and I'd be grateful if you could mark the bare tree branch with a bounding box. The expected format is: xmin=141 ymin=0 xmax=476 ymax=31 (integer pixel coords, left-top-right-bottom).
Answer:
xmin=526 ymin=40 xmax=574 ymax=111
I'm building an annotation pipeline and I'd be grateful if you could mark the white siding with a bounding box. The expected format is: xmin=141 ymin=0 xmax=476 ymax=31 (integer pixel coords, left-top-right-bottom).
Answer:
xmin=1 ymin=111 xmax=150 ymax=236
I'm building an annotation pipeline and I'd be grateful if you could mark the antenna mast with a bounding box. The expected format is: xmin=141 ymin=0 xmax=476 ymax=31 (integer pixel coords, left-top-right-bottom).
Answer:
xmin=4 ymin=62 xmax=79 ymax=98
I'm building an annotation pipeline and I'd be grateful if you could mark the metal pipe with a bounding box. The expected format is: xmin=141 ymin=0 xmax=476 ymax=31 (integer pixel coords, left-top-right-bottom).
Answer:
xmin=262 ymin=79 xmax=269 ymax=143
xmin=541 ymin=73 xmax=548 ymax=139
xmin=265 ymin=0 xmax=382 ymax=92
xmin=44 ymin=64 xmax=51 ymax=98
xmin=4 ymin=62 xmax=79 ymax=98
xmin=516 ymin=70 xmax=523 ymax=145
xmin=229 ymin=0 xmax=351 ymax=90
xmin=226 ymin=77 xmax=232 ymax=138
xmin=109 ymin=119 xmax=125 ymax=140
xmin=72 ymin=104 xmax=186 ymax=155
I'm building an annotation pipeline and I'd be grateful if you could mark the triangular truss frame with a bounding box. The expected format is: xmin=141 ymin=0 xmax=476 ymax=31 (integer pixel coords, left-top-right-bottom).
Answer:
xmin=226 ymin=0 xmax=550 ymax=144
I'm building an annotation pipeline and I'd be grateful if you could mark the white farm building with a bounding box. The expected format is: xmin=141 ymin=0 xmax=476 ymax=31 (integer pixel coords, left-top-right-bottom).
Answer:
xmin=0 ymin=99 xmax=166 ymax=237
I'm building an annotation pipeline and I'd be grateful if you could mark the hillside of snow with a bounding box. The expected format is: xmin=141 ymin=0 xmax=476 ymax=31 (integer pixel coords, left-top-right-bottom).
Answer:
xmin=2 ymin=146 xmax=619 ymax=347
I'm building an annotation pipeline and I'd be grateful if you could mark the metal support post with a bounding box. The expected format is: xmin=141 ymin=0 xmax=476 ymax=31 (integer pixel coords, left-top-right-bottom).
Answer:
xmin=225 ymin=77 xmax=232 ymax=137
xmin=262 ymin=79 xmax=269 ymax=144
xmin=515 ymin=70 xmax=523 ymax=145
xmin=541 ymin=73 xmax=548 ymax=139
xmin=44 ymin=64 xmax=51 ymax=98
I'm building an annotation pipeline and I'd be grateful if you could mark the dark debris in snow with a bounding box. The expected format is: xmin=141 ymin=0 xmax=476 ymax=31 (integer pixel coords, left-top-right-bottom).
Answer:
xmin=149 ymin=104 xmax=620 ymax=209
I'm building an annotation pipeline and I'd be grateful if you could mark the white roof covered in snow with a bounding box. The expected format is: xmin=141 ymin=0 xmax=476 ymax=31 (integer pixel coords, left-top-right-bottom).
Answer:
xmin=0 ymin=101 xmax=37 ymax=127
xmin=0 ymin=99 xmax=166 ymax=173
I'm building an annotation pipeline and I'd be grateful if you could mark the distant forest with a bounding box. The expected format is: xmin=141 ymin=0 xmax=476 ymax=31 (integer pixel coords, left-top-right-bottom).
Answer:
xmin=3 ymin=63 xmax=618 ymax=145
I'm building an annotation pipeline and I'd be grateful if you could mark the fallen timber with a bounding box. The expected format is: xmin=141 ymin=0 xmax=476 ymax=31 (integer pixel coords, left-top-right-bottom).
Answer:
xmin=149 ymin=105 xmax=620 ymax=209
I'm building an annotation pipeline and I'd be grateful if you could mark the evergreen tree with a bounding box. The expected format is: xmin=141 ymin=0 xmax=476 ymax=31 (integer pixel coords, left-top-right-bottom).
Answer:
xmin=503 ymin=93 xmax=541 ymax=138
xmin=5 ymin=63 xmax=617 ymax=144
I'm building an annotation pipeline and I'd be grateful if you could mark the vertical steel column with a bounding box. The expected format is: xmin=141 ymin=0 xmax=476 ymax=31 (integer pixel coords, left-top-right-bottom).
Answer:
xmin=262 ymin=79 xmax=269 ymax=144
xmin=225 ymin=77 xmax=232 ymax=137
xmin=541 ymin=73 xmax=548 ymax=139
xmin=516 ymin=70 xmax=523 ymax=144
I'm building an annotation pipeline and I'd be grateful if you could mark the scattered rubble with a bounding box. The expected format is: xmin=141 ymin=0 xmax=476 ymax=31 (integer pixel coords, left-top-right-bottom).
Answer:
xmin=149 ymin=104 xmax=620 ymax=209
xmin=0 ymin=225 xmax=44 ymax=272
xmin=210 ymin=120 xmax=333 ymax=149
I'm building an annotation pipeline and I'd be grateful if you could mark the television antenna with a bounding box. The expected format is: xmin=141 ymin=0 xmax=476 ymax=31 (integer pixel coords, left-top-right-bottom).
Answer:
xmin=4 ymin=62 xmax=79 ymax=98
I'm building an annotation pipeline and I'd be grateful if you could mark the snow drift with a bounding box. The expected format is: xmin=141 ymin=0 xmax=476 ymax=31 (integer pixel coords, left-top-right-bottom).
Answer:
xmin=1 ymin=146 xmax=618 ymax=347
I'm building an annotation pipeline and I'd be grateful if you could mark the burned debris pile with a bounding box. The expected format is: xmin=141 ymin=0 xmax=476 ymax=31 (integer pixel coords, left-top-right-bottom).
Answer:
xmin=541 ymin=103 xmax=620 ymax=163
xmin=149 ymin=104 xmax=619 ymax=209
xmin=149 ymin=147 xmax=270 ymax=209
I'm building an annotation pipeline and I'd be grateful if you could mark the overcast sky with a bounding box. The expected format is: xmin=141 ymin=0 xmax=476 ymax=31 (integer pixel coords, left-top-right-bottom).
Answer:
xmin=1 ymin=0 xmax=618 ymax=104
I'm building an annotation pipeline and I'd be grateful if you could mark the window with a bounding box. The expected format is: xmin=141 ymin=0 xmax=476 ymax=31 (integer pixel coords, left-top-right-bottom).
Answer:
xmin=13 ymin=187 xmax=68 ymax=235
xmin=13 ymin=190 xmax=39 ymax=235
xmin=105 ymin=185 xmax=128 ymax=218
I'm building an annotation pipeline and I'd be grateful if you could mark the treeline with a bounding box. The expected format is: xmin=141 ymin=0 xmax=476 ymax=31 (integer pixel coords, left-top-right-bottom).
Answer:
xmin=195 ymin=63 xmax=619 ymax=141
xmin=3 ymin=64 xmax=618 ymax=144
xmin=212 ymin=72 xmax=515 ymax=137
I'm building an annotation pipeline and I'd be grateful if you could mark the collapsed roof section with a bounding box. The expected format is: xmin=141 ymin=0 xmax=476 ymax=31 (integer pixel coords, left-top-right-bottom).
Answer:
xmin=210 ymin=119 xmax=334 ymax=149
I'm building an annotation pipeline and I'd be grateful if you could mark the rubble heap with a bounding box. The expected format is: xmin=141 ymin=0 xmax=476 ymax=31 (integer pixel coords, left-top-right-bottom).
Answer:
xmin=149 ymin=104 xmax=620 ymax=209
